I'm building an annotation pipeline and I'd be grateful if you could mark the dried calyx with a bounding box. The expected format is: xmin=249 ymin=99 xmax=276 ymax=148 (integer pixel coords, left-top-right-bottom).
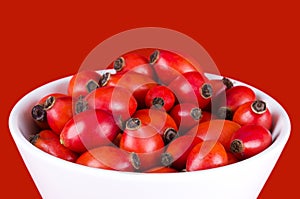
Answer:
xmin=113 ymin=57 xmax=125 ymax=71
xmin=251 ymin=100 xmax=267 ymax=114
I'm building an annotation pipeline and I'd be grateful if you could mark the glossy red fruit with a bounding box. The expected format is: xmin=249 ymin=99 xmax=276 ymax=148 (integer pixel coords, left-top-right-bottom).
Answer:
xmin=186 ymin=119 xmax=241 ymax=151
xmin=112 ymin=53 xmax=155 ymax=79
xmin=230 ymin=124 xmax=272 ymax=160
xmin=149 ymin=49 xmax=200 ymax=85
xmin=100 ymin=71 xmax=157 ymax=108
xmin=226 ymin=152 xmax=239 ymax=165
xmin=68 ymin=70 xmax=101 ymax=98
xmin=30 ymin=130 xmax=78 ymax=162
xmin=216 ymin=85 xmax=256 ymax=120
xmin=120 ymin=119 xmax=165 ymax=171
xmin=84 ymin=86 xmax=138 ymax=127
xmin=35 ymin=95 xmax=73 ymax=134
xmin=186 ymin=140 xmax=228 ymax=171
xmin=168 ymin=71 xmax=213 ymax=109
xmin=145 ymin=85 xmax=175 ymax=111
xmin=31 ymin=93 xmax=69 ymax=130
xmin=76 ymin=146 xmax=140 ymax=172
xmin=132 ymin=109 xmax=178 ymax=144
xmin=161 ymin=135 xmax=203 ymax=171
xmin=209 ymin=77 xmax=233 ymax=98
xmin=233 ymin=100 xmax=272 ymax=130
xmin=60 ymin=110 xmax=120 ymax=153
xmin=169 ymin=103 xmax=214 ymax=133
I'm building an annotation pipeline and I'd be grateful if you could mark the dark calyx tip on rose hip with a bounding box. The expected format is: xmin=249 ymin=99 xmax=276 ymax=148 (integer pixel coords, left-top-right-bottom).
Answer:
xmin=230 ymin=139 xmax=244 ymax=153
xmin=149 ymin=50 xmax=160 ymax=64
xmin=190 ymin=107 xmax=202 ymax=120
xmin=217 ymin=107 xmax=233 ymax=120
xmin=201 ymin=83 xmax=213 ymax=99
xmin=75 ymin=97 xmax=89 ymax=114
xmin=222 ymin=77 xmax=234 ymax=89
xmin=113 ymin=57 xmax=125 ymax=71
xmin=163 ymin=128 xmax=178 ymax=144
xmin=130 ymin=152 xmax=141 ymax=170
xmin=161 ymin=153 xmax=174 ymax=167
xmin=86 ymin=80 xmax=99 ymax=93
xmin=29 ymin=133 xmax=40 ymax=145
xmin=251 ymin=100 xmax=267 ymax=114
xmin=126 ymin=118 xmax=141 ymax=130
xmin=99 ymin=72 xmax=111 ymax=87
xmin=152 ymin=97 xmax=165 ymax=109
xmin=31 ymin=104 xmax=47 ymax=122
xmin=44 ymin=96 xmax=55 ymax=110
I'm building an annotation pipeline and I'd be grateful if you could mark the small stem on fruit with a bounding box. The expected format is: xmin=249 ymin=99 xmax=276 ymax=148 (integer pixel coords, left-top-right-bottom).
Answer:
xmin=86 ymin=80 xmax=99 ymax=93
xmin=99 ymin=72 xmax=111 ymax=87
xmin=113 ymin=57 xmax=125 ymax=71
xmin=217 ymin=107 xmax=233 ymax=120
xmin=152 ymin=97 xmax=164 ymax=109
xmin=126 ymin=118 xmax=141 ymax=130
xmin=190 ymin=107 xmax=202 ymax=120
xmin=31 ymin=104 xmax=47 ymax=121
xmin=230 ymin=139 xmax=244 ymax=153
xmin=149 ymin=50 xmax=160 ymax=64
xmin=163 ymin=128 xmax=178 ymax=144
xmin=130 ymin=152 xmax=141 ymax=170
xmin=29 ymin=133 xmax=40 ymax=145
xmin=161 ymin=153 xmax=174 ymax=166
xmin=44 ymin=96 xmax=55 ymax=110
xmin=222 ymin=77 xmax=233 ymax=89
xmin=251 ymin=100 xmax=267 ymax=114
xmin=75 ymin=97 xmax=89 ymax=114
xmin=201 ymin=83 xmax=213 ymax=99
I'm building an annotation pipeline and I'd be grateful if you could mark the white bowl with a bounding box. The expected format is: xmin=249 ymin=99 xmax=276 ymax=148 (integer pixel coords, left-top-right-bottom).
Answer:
xmin=9 ymin=73 xmax=290 ymax=199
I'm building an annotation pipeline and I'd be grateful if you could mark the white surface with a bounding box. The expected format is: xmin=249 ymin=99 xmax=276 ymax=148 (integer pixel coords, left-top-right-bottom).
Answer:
xmin=9 ymin=73 xmax=290 ymax=199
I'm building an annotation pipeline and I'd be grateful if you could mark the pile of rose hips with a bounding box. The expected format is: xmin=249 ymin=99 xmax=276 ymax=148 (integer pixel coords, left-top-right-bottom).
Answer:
xmin=30 ymin=49 xmax=273 ymax=173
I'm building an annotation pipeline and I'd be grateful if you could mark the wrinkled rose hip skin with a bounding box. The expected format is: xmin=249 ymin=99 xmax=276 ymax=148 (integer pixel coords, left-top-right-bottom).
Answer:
xmin=76 ymin=146 xmax=140 ymax=172
xmin=149 ymin=49 xmax=200 ymax=85
xmin=230 ymin=124 xmax=272 ymax=160
xmin=186 ymin=140 xmax=228 ymax=171
xmin=233 ymin=100 xmax=272 ymax=130
xmin=168 ymin=71 xmax=213 ymax=109
xmin=30 ymin=130 xmax=78 ymax=162
xmin=60 ymin=110 xmax=120 ymax=153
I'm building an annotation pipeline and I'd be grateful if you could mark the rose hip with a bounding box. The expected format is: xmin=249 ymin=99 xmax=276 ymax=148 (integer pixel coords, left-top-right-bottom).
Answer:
xmin=186 ymin=140 xmax=228 ymax=171
xmin=145 ymin=85 xmax=175 ymax=111
xmin=216 ymin=85 xmax=256 ymax=120
xmin=30 ymin=130 xmax=78 ymax=162
xmin=230 ymin=124 xmax=272 ymax=160
xmin=168 ymin=71 xmax=213 ymax=109
xmin=149 ymin=49 xmax=200 ymax=85
xmin=233 ymin=100 xmax=272 ymax=130
xmin=76 ymin=146 xmax=140 ymax=172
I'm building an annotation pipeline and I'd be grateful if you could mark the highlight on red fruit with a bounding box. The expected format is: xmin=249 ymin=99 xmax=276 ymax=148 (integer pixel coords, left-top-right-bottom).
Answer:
xmin=186 ymin=140 xmax=228 ymax=171
xmin=230 ymin=124 xmax=272 ymax=160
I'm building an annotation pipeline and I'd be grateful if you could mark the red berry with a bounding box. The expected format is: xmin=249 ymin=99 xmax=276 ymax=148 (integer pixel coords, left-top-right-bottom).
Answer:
xmin=230 ymin=124 xmax=272 ymax=160
xmin=233 ymin=100 xmax=272 ymax=130
xmin=186 ymin=140 xmax=228 ymax=171
xmin=149 ymin=49 xmax=200 ymax=85
xmin=145 ymin=85 xmax=175 ymax=111
xmin=216 ymin=85 xmax=256 ymax=120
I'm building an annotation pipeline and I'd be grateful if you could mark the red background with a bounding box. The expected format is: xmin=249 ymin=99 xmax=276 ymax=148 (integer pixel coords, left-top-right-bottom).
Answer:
xmin=1 ymin=1 xmax=299 ymax=198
